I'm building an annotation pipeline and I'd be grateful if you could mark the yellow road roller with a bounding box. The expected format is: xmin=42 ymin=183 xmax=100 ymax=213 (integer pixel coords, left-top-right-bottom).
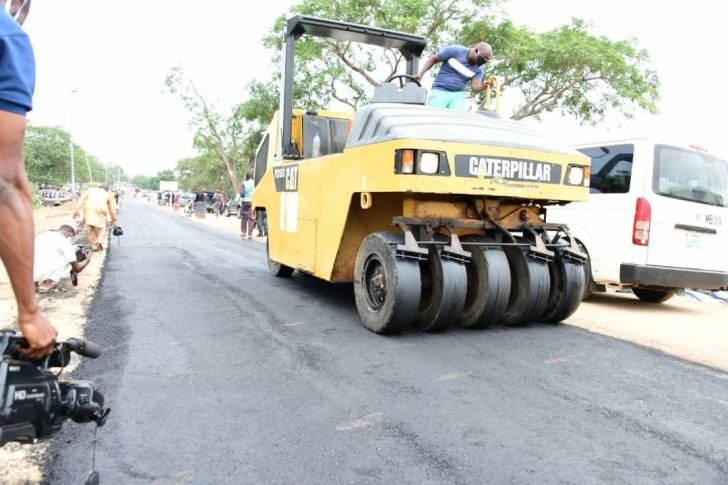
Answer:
xmin=253 ymin=16 xmax=590 ymax=333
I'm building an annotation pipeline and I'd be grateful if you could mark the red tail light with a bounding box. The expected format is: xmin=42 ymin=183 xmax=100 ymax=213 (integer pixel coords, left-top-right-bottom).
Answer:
xmin=632 ymin=197 xmax=651 ymax=246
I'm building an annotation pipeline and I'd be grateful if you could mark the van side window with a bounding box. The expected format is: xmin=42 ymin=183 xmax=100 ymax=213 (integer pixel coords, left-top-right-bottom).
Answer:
xmin=577 ymin=144 xmax=634 ymax=194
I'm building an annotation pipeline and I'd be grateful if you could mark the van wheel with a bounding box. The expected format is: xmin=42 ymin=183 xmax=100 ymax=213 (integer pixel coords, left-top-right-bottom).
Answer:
xmin=632 ymin=287 xmax=676 ymax=303
xmin=267 ymin=239 xmax=294 ymax=277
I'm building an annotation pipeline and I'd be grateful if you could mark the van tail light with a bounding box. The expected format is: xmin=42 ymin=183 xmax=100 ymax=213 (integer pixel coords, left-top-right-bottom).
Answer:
xmin=632 ymin=197 xmax=651 ymax=246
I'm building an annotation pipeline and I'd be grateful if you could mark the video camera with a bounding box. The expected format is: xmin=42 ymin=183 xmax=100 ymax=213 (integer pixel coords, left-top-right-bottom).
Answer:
xmin=0 ymin=330 xmax=110 ymax=446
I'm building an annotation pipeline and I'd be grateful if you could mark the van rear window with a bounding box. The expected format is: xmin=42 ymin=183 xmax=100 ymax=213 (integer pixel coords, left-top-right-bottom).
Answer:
xmin=653 ymin=145 xmax=728 ymax=208
xmin=577 ymin=144 xmax=634 ymax=194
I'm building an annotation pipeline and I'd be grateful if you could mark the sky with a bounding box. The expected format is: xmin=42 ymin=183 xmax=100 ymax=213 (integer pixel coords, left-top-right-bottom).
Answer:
xmin=23 ymin=0 xmax=728 ymax=177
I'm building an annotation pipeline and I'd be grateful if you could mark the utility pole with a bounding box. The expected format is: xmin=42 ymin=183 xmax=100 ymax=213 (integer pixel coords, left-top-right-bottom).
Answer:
xmin=69 ymin=90 xmax=78 ymax=197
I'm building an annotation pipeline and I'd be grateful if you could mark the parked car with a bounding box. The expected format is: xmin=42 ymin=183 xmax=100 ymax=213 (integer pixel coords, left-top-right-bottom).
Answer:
xmin=178 ymin=193 xmax=194 ymax=207
xmin=224 ymin=194 xmax=242 ymax=217
xmin=548 ymin=137 xmax=728 ymax=303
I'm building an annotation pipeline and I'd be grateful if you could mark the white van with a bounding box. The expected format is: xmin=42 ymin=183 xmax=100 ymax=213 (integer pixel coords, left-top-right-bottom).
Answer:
xmin=547 ymin=137 xmax=728 ymax=302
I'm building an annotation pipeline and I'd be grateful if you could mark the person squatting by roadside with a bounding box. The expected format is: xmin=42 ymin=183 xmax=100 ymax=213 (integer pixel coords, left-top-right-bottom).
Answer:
xmin=416 ymin=42 xmax=493 ymax=110
xmin=74 ymin=185 xmax=118 ymax=251
xmin=239 ymin=173 xmax=256 ymax=239
xmin=0 ymin=1 xmax=58 ymax=358
xmin=34 ymin=224 xmax=91 ymax=292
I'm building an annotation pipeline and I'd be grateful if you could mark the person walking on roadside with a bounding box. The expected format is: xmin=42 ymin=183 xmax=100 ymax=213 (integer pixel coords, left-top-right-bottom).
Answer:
xmin=0 ymin=1 xmax=58 ymax=357
xmin=218 ymin=191 xmax=226 ymax=216
xmin=240 ymin=173 xmax=256 ymax=239
xmin=74 ymin=185 xmax=118 ymax=251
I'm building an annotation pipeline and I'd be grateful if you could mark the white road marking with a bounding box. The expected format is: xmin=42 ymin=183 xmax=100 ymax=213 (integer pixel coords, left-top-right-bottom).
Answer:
xmin=282 ymin=321 xmax=306 ymax=327
xmin=336 ymin=412 xmax=384 ymax=432
xmin=435 ymin=371 xmax=470 ymax=382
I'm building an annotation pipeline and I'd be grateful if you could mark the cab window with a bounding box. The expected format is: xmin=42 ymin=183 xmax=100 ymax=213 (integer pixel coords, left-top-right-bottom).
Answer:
xmin=577 ymin=144 xmax=634 ymax=194
xmin=302 ymin=115 xmax=350 ymax=158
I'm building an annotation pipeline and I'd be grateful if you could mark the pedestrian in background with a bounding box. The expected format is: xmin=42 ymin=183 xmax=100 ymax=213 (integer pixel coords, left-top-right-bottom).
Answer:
xmin=74 ymin=185 xmax=118 ymax=251
xmin=218 ymin=191 xmax=226 ymax=216
xmin=212 ymin=191 xmax=221 ymax=217
xmin=240 ymin=173 xmax=256 ymax=239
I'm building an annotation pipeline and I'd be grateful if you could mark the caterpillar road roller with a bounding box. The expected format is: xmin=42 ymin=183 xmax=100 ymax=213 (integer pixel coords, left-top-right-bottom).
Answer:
xmin=252 ymin=16 xmax=590 ymax=333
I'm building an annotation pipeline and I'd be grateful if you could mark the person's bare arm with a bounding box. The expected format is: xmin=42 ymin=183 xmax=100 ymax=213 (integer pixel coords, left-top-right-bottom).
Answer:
xmin=470 ymin=76 xmax=493 ymax=93
xmin=415 ymin=54 xmax=442 ymax=81
xmin=107 ymin=193 xmax=118 ymax=226
xmin=0 ymin=110 xmax=57 ymax=357
xmin=70 ymin=252 xmax=91 ymax=274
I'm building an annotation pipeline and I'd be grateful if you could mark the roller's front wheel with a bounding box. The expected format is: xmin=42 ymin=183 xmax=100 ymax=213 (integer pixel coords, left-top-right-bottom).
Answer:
xmin=354 ymin=232 xmax=421 ymax=334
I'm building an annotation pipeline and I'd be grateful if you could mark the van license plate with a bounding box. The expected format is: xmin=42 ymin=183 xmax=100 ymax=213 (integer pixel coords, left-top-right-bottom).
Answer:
xmin=685 ymin=234 xmax=703 ymax=249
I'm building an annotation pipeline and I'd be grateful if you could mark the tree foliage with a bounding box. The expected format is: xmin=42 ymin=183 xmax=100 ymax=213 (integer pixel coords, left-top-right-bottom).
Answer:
xmin=164 ymin=66 xmax=248 ymax=189
xmin=24 ymin=125 xmax=126 ymax=187
xmin=254 ymin=0 xmax=658 ymax=122
xmin=130 ymin=169 xmax=175 ymax=191
xmin=461 ymin=18 xmax=659 ymax=121
xmin=24 ymin=126 xmax=72 ymax=186
xmin=175 ymin=153 xmax=232 ymax=194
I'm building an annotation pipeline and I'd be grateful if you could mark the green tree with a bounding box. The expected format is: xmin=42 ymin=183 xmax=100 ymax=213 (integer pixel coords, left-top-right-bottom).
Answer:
xmin=175 ymin=152 xmax=230 ymax=194
xmin=130 ymin=169 xmax=174 ymax=191
xmin=461 ymin=18 xmax=659 ymax=121
xmin=236 ymin=80 xmax=280 ymax=165
xmin=254 ymin=0 xmax=658 ymax=123
xmin=24 ymin=125 xmax=123 ymax=188
xmin=24 ymin=125 xmax=72 ymax=186
xmin=164 ymin=66 xmax=248 ymax=189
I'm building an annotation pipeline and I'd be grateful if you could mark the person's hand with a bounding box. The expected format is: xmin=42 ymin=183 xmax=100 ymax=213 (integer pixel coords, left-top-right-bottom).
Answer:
xmin=414 ymin=74 xmax=422 ymax=82
xmin=17 ymin=311 xmax=57 ymax=359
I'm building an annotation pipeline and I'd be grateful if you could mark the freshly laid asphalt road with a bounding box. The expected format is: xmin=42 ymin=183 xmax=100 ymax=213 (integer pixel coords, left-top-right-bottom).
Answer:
xmin=45 ymin=200 xmax=728 ymax=484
